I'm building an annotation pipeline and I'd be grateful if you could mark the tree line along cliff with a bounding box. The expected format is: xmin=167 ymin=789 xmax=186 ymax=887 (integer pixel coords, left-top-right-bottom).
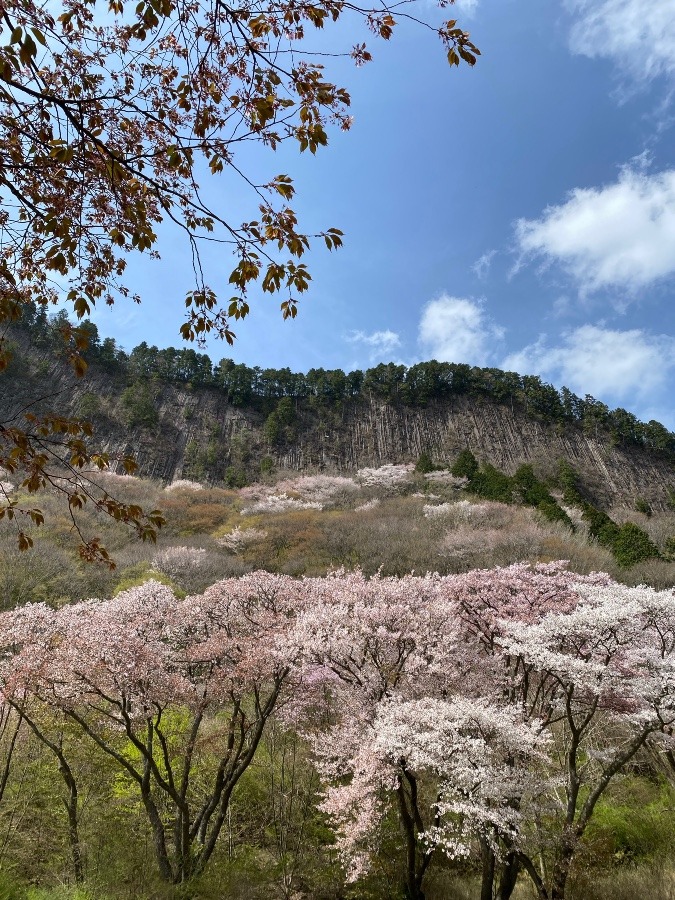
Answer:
xmin=2 ymin=309 xmax=675 ymax=509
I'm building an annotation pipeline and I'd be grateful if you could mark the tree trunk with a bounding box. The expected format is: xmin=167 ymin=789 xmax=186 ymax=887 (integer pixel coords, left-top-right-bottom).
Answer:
xmin=12 ymin=708 xmax=84 ymax=884
xmin=140 ymin=785 xmax=175 ymax=883
xmin=479 ymin=837 xmax=495 ymax=900
xmin=517 ymin=852 xmax=549 ymax=900
xmin=496 ymin=851 xmax=521 ymax=900
xmin=60 ymin=761 xmax=84 ymax=883
xmin=550 ymin=835 xmax=576 ymax=900
xmin=396 ymin=773 xmax=427 ymax=900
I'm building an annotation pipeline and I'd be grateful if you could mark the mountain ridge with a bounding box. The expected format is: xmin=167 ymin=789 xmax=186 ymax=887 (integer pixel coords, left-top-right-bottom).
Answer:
xmin=2 ymin=324 xmax=674 ymax=510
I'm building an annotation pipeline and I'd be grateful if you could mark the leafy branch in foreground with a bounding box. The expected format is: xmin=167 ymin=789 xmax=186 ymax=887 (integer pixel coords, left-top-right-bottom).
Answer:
xmin=0 ymin=0 xmax=479 ymax=556
xmin=0 ymin=0 xmax=479 ymax=357
xmin=0 ymin=405 xmax=165 ymax=565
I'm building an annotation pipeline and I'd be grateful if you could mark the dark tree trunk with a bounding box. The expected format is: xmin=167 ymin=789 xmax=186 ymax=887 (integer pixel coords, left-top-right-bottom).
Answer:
xmin=496 ymin=851 xmax=521 ymax=900
xmin=140 ymin=783 xmax=176 ymax=883
xmin=395 ymin=769 xmax=431 ymax=900
xmin=550 ymin=839 xmax=576 ymax=900
xmin=60 ymin=760 xmax=84 ymax=883
xmin=479 ymin=836 xmax=495 ymax=900
xmin=12 ymin=707 xmax=84 ymax=884
xmin=517 ymin=853 xmax=549 ymax=900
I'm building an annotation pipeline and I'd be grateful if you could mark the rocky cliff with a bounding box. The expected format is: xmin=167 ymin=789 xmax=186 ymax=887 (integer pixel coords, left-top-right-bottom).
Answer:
xmin=2 ymin=335 xmax=673 ymax=509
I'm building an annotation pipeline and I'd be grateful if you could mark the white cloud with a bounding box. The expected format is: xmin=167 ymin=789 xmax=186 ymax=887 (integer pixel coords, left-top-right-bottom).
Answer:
xmin=567 ymin=0 xmax=675 ymax=85
xmin=347 ymin=329 xmax=402 ymax=361
xmin=551 ymin=296 xmax=572 ymax=318
xmin=454 ymin=0 xmax=479 ymax=12
xmin=503 ymin=325 xmax=675 ymax=402
xmin=418 ymin=295 xmax=504 ymax=366
xmin=471 ymin=249 xmax=496 ymax=280
xmin=514 ymin=163 xmax=675 ymax=295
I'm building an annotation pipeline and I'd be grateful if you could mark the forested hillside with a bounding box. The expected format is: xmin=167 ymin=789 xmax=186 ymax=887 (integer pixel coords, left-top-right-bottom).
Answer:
xmin=2 ymin=310 xmax=675 ymax=510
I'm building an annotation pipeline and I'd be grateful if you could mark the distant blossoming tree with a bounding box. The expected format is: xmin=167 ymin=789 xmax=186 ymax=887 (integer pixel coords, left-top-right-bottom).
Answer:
xmin=151 ymin=544 xmax=207 ymax=580
xmin=217 ymin=524 xmax=268 ymax=553
xmin=240 ymin=492 xmax=324 ymax=515
xmin=355 ymin=463 xmax=416 ymax=490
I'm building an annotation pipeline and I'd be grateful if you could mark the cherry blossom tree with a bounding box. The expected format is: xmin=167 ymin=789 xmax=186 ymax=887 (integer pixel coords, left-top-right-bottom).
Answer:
xmin=3 ymin=564 xmax=674 ymax=897
xmin=292 ymin=569 xmax=461 ymax=898
xmin=0 ymin=574 xmax=303 ymax=884
xmin=294 ymin=569 xmax=456 ymax=708
xmin=491 ymin=581 xmax=675 ymax=900
xmin=444 ymin=564 xmax=675 ymax=899
xmin=299 ymin=564 xmax=675 ymax=900
xmin=317 ymin=696 xmax=546 ymax=900
xmin=151 ymin=544 xmax=207 ymax=581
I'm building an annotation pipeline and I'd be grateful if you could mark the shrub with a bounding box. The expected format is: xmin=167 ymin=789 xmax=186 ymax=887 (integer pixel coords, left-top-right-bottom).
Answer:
xmin=441 ymin=521 xmax=550 ymax=569
xmin=161 ymin=493 xmax=237 ymax=535
xmin=423 ymin=502 xmax=453 ymax=518
xmin=423 ymin=470 xmax=468 ymax=488
xmin=513 ymin=464 xmax=550 ymax=505
xmin=635 ymin=498 xmax=652 ymax=517
xmin=582 ymin=503 xmax=615 ymax=539
xmin=597 ymin=520 xmax=621 ymax=548
xmin=612 ymin=522 xmax=660 ymax=568
xmin=451 ymin=449 xmax=478 ymax=480
xmin=273 ymin=474 xmax=358 ymax=505
xmin=355 ymin=498 xmax=380 ymax=512
xmin=0 ymin=542 xmax=85 ymax=609
xmin=580 ymin=501 xmax=660 ymax=568
xmin=537 ymin=499 xmax=575 ymax=529
xmin=423 ymin=500 xmax=489 ymax=521
xmin=225 ymin=466 xmax=247 ymax=488
xmin=151 ymin=545 xmax=207 ymax=579
xmin=217 ymin=526 xmax=268 ymax=553
xmin=468 ymin=464 xmax=514 ymax=504
xmin=415 ymin=452 xmax=435 ymax=474
xmin=582 ymin=778 xmax=675 ymax=868
xmin=558 ymin=459 xmax=585 ymax=506
xmin=165 ymin=478 xmax=204 ymax=492
xmin=120 ymin=382 xmax=159 ymax=428
xmin=0 ymin=871 xmax=26 ymax=899
xmin=240 ymin=493 xmax=323 ymax=515
xmin=514 ymin=465 xmax=574 ymax=529
xmin=355 ymin=464 xmax=415 ymax=489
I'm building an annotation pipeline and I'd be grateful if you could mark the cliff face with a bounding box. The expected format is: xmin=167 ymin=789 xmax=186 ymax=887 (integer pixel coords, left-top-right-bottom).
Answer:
xmin=2 ymin=338 xmax=673 ymax=509
xmin=276 ymin=399 xmax=671 ymax=508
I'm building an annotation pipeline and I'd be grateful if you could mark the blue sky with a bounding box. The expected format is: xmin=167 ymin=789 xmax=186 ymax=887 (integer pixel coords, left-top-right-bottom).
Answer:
xmin=90 ymin=0 xmax=675 ymax=429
